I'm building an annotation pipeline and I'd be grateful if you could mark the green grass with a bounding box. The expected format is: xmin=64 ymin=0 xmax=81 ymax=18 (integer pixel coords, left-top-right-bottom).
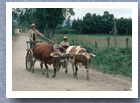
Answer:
xmin=92 ymin=47 xmax=132 ymax=77
xmin=54 ymin=34 xmax=132 ymax=51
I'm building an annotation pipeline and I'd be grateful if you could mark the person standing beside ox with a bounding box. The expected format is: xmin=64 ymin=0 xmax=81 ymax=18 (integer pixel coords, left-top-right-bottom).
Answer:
xmin=28 ymin=23 xmax=45 ymax=49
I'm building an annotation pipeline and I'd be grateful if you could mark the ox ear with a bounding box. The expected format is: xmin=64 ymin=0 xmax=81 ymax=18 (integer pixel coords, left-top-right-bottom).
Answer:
xmin=89 ymin=53 xmax=96 ymax=57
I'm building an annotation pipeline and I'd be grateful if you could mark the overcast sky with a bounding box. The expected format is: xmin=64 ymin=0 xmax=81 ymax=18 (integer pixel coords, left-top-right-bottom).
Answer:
xmin=71 ymin=8 xmax=132 ymax=20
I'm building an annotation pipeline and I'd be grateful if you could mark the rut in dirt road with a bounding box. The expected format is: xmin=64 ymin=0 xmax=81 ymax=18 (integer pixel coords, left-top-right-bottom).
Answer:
xmin=12 ymin=34 xmax=132 ymax=91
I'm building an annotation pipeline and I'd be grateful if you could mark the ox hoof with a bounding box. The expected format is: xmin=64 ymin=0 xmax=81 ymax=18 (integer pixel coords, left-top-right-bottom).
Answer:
xmin=46 ymin=73 xmax=49 ymax=78
xmin=52 ymin=75 xmax=56 ymax=78
xmin=46 ymin=75 xmax=49 ymax=78
xmin=65 ymin=70 xmax=68 ymax=73
xmin=74 ymin=75 xmax=77 ymax=78
xmin=87 ymin=77 xmax=90 ymax=81
xmin=42 ymin=72 xmax=45 ymax=75
xmin=31 ymin=70 xmax=34 ymax=73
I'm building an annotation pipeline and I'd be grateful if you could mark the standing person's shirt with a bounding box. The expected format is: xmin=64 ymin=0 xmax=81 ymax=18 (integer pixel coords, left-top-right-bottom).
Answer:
xmin=28 ymin=29 xmax=44 ymax=41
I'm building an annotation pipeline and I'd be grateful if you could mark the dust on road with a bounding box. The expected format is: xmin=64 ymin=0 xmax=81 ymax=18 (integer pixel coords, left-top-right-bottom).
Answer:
xmin=12 ymin=34 xmax=132 ymax=91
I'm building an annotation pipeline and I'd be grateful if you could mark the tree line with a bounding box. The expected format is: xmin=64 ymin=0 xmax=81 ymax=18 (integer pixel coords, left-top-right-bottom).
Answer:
xmin=12 ymin=9 xmax=132 ymax=37
xmin=71 ymin=11 xmax=132 ymax=35
xmin=12 ymin=8 xmax=75 ymax=37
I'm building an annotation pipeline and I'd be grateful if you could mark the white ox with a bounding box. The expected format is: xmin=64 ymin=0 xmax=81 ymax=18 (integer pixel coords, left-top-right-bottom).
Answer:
xmin=65 ymin=46 xmax=96 ymax=80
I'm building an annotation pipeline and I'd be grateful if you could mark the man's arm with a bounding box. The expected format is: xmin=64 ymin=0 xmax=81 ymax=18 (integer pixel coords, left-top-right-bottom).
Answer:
xmin=36 ymin=30 xmax=45 ymax=38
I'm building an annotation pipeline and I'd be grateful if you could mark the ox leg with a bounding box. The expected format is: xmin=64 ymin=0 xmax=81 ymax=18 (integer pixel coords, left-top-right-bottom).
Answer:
xmin=52 ymin=68 xmax=56 ymax=78
xmin=86 ymin=69 xmax=89 ymax=80
xmin=40 ymin=62 xmax=44 ymax=75
xmin=72 ymin=62 xmax=75 ymax=76
xmin=74 ymin=63 xmax=78 ymax=78
xmin=65 ymin=59 xmax=68 ymax=73
xmin=75 ymin=64 xmax=78 ymax=75
xmin=44 ymin=63 xmax=49 ymax=78
xmin=71 ymin=58 xmax=75 ymax=76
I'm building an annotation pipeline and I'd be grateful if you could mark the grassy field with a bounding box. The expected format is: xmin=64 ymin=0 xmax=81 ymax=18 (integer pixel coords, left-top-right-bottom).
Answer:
xmin=54 ymin=34 xmax=132 ymax=51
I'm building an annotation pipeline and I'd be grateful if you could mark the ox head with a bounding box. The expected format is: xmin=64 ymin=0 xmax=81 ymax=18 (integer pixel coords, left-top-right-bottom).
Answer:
xmin=50 ymin=52 xmax=62 ymax=70
xmin=78 ymin=53 xmax=96 ymax=68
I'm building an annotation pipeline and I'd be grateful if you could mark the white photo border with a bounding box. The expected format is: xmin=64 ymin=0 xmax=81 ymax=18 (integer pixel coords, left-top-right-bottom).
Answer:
xmin=6 ymin=2 xmax=138 ymax=98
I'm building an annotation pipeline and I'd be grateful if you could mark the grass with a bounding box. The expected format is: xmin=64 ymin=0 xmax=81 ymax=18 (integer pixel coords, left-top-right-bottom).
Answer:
xmin=54 ymin=34 xmax=132 ymax=51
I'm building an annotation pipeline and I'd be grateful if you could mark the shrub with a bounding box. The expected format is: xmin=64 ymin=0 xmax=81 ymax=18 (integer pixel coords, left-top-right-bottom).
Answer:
xmin=92 ymin=47 xmax=132 ymax=77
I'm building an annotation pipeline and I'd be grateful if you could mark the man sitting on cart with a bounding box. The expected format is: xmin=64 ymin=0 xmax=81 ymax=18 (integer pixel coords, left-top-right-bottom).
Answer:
xmin=59 ymin=36 xmax=69 ymax=52
xmin=28 ymin=23 xmax=45 ymax=49
xmin=59 ymin=36 xmax=70 ymax=68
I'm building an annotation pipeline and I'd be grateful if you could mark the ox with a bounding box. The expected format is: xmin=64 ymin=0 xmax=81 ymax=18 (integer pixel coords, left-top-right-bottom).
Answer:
xmin=32 ymin=43 xmax=62 ymax=78
xmin=66 ymin=46 xmax=96 ymax=80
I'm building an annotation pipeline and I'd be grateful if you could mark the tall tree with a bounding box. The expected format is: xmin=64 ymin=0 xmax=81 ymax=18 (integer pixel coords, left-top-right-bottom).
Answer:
xmin=102 ymin=11 xmax=114 ymax=34
xmin=16 ymin=8 xmax=75 ymax=37
xmin=65 ymin=16 xmax=71 ymax=28
xmin=42 ymin=8 xmax=75 ymax=37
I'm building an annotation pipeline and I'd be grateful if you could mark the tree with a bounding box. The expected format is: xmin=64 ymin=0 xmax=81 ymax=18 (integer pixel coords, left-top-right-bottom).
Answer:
xmin=102 ymin=11 xmax=114 ymax=34
xmin=41 ymin=8 xmax=75 ymax=37
xmin=71 ymin=11 xmax=114 ymax=34
xmin=65 ymin=16 xmax=71 ymax=28
xmin=116 ymin=17 xmax=132 ymax=35
xmin=82 ymin=13 xmax=92 ymax=34
xmin=15 ymin=8 xmax=75 ymax=37
xmin=113 ymin=19 xmax=118 ymax=48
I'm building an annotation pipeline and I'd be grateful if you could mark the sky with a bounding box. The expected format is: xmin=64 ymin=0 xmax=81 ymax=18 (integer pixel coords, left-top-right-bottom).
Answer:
xmin=71 ymin=8 xmax=132 ymax=20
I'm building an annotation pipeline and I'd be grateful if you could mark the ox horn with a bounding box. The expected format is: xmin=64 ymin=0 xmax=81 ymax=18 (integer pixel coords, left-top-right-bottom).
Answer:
xmin=89 ymin=53 xmax=96 ymax=57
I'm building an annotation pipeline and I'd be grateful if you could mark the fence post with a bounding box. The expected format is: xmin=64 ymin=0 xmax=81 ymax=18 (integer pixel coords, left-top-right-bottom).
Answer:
xmin=114 ymin=36 xmax=117 ymax=49
xmin=80 ymin=40 xmax=83 ymax=45
xmin=126 ymin=38 xmax=129 ymax=48
xmin=95 ymin=41 xmax=98 ymax=51
xmin=107 ymin=37 xmax=110 ymax=48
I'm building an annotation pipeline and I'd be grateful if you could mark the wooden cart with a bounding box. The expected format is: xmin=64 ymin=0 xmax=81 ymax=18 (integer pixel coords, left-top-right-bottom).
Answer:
xmin=25 ymin=41 xmax=42 ymax=71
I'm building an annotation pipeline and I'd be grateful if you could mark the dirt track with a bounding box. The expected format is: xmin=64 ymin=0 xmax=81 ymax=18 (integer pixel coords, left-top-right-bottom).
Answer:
xmin=12 ymin=34 xmax=132 ymax=91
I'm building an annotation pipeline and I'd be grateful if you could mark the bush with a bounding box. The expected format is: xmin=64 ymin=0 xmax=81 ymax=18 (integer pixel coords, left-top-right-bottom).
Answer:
xmin=56 ymin=28 xmax=80 ymax=34
xmin=92 ymin=47 xmax=132 ymax=77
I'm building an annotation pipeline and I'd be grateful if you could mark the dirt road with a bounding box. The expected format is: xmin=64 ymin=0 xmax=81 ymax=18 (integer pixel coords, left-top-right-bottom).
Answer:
xmin=12 ymin=34 xmax=132 ymax=91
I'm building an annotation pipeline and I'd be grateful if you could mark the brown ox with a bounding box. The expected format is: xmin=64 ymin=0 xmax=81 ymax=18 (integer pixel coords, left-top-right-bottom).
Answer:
xmin=32 ymin=43 xmax=61 ymax=78
xmin=66 ymin=46 xmax=96 ymax=80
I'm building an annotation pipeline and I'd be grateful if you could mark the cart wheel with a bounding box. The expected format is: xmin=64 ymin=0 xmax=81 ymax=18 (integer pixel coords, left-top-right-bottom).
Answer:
xmin=26 ymin=50 xmax=33 ymax=71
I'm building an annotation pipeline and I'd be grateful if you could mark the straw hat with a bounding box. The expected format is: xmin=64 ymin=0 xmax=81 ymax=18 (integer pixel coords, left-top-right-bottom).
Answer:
xmin=30 ymin=23 xmax=36 ymax=27
xmin=63 ymin=36 xmax=68 ymax=39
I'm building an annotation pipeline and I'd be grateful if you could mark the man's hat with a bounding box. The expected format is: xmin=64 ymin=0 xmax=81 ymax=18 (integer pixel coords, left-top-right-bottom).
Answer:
xmin=63 ymin=36 xmax=68 ymax=39
xmin=30 ymin=23 xmax=36 ymax=27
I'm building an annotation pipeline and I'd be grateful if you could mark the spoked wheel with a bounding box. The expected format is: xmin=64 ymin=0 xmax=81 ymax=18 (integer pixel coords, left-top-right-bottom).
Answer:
xmin=25 ymin=49 xmax=33 ymax=71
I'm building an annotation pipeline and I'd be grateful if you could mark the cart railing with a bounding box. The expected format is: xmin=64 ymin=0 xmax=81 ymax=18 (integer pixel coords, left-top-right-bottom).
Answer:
xmin=26 ymin=40 xmax=43 ymax=51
